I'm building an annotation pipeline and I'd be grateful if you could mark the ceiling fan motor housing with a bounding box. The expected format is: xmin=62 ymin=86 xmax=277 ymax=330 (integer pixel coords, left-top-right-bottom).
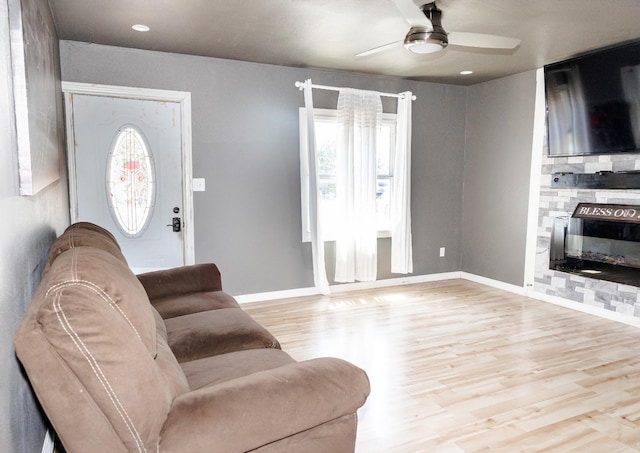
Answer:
xmin=404 ymin=26 xmax=448 ymax=48
xmin=403 ymin=2 xmax=448 ymax=53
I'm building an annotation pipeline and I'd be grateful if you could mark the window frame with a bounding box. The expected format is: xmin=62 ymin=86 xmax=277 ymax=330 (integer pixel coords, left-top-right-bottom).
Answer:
xmin=299 ymin=107 xmax=397 ymax=242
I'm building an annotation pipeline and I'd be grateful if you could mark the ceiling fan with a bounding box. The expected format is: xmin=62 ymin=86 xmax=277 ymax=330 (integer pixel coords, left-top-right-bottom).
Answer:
xmin=357 ymin=0 xmax=521 ymax=57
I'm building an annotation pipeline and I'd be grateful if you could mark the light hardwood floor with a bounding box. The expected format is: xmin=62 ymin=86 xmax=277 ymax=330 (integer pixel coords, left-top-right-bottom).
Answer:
xmin=242 ymin=279 xmax=640 ymax=452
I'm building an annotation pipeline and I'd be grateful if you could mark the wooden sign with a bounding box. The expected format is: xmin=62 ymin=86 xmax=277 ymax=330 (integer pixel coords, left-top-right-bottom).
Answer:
xmin=572 ymin=203 xmax=640 ymax=224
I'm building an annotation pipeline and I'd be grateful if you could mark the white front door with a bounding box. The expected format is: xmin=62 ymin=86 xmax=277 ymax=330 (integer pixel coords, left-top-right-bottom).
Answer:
xmin=64 ymin=84 xmax=194 ymax=273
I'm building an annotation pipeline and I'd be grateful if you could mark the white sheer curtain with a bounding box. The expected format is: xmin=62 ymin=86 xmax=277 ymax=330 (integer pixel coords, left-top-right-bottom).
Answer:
xmin=334 ymin=88 xmax=382 ymax=282
xmin=302 ymin=79 xmax=330 ymax=294
xmin=391 ymin=91 xmax=413 ymax=274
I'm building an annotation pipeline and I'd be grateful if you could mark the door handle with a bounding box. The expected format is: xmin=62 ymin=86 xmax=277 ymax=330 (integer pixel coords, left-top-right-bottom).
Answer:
xmin=167 ymin=217 xmax=181 ymax=232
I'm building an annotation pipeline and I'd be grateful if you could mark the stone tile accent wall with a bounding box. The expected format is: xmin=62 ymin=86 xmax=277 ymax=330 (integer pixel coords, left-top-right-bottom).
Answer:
xmin=534 ymin=148 xmax=640 ymax=319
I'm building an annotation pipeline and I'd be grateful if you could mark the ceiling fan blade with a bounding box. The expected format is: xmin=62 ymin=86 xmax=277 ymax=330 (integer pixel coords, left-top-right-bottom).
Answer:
xmin=447 ymin=31 xmax=521 ymax=50
xmin=390 ymin=0 xmax=431 ymax=27
xmin=356 ymin=40 xmax=402 ymax=57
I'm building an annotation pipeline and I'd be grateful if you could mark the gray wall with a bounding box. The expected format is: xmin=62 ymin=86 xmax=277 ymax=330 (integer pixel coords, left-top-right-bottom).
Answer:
xmin=1 ymin=0 xmax=69 ymax=451
xmin=461 ymin=70 xmax=537 ymax=286
xmin=59 ymin=41 xmax=468 ymax=295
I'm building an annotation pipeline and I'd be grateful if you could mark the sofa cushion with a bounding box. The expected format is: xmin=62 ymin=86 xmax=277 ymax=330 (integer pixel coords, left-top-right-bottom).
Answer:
xmin=180 ymin=348 xmax=296 ymax=390
xmin=44 ymin=222 xmax=127 ymax=273
xmin=165 ymin=308 xmax=281 ymax=363
xmin=151 ymin=290 xmax=240 ymax=319
xmin=137 ymin=263 xmax=224 ymax=300
xmin=160 ymin=358 xmax=370 ymax=453
xmin=152 ymin=307 xmax=190 ymax=396
xmin=15 ymin=246 xmax=183 ymax=452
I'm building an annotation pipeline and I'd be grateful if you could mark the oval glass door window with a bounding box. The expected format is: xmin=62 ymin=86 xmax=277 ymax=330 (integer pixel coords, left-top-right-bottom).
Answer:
xmin=106 ymin=125 xmax=156 ymax=237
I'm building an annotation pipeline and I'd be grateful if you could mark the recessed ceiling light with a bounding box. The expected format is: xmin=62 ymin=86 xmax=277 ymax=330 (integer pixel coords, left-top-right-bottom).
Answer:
xmin=132 ymin=24 xmax=150 ymax=32
xmin=460 ymin=70 xmax=473 ymax=75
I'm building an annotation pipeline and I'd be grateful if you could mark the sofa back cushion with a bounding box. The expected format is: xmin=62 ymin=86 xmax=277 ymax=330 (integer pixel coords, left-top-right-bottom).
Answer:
xmin=44 ymin=222 xmax=127 ymax=272
xmin=15 ymin=246 xmax=187 ymax=452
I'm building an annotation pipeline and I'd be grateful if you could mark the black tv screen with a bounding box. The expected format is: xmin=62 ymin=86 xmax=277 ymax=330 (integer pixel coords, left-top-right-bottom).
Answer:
xmin=545 ymin=40 xmax=640 ymax=157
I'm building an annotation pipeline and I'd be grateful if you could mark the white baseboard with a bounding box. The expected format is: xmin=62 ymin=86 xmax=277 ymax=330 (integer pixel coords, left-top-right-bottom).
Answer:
xmin=456 ymin=274 xmax=640 ymax=328
xmin=458 ymin=272 xmax=528 ymax=296
xmin=235 ymin=272 xmax=461 ymax=304
xmin=458 ymin=273 xmax=640 ymax=328
xmin=528 ymin=290 xmax=640 ymax=328
xmin=328 ymin=272 xmax=462 ymax=294
xmin=236 ymin=271 xmax=640 ymax=329
xmin=235 ymin=286 xmax=320 ymax=304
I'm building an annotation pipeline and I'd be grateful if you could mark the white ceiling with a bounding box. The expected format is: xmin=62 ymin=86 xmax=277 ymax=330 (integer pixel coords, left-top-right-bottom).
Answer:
xmin=48 ymin=0 xmax=640 ymax=86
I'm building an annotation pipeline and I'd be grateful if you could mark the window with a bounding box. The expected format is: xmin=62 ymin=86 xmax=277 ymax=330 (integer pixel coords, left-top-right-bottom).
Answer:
xmin=106 ymin=125 xmax=156 ymax=238
xmin=299 ymin=108 xmax=397 ymax=241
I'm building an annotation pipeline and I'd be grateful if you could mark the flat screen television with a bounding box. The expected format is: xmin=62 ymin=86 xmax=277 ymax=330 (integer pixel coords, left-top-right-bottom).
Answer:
xmin=545 ymin=40 xmax=640 ymax=157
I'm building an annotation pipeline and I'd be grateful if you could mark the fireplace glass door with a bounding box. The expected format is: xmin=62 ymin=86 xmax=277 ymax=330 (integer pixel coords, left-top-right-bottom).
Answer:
xmin=550 ymin=203 xmax=640 ymax=286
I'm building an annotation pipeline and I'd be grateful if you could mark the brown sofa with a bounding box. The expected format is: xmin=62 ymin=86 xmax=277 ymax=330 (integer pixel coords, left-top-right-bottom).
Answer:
xmin=14 ymin=222 xmax=370 ymax=452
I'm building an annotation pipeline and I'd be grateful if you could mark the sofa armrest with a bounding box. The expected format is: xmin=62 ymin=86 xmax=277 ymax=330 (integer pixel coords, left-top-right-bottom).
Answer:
xmin=159 ymin=357 xmax=370 ymax=453
xmin=137 ymin=263 xmax=223 ymax=300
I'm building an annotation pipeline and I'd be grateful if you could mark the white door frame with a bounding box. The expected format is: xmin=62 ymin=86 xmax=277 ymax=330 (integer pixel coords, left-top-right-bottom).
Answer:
xmin=61 ymin=81 xmax=195 ymax=266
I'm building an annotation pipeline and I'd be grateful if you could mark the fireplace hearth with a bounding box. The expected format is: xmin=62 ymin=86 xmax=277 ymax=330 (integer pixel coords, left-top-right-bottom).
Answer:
xmin=550 ymin=203 xmax=640 ymax=286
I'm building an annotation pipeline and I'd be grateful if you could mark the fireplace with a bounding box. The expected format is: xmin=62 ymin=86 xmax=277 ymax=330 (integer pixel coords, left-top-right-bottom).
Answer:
xmin=550 ymin=203 xmax=640 ymax=286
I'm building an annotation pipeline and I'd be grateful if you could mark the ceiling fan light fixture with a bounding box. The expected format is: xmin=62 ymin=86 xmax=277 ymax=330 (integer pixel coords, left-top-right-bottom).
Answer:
xmin=403 ymin=27 xmax=448 ymax=54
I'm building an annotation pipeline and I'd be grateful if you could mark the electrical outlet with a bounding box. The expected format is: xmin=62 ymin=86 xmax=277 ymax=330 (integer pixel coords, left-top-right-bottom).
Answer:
xmin=439 ymin=247 xmax=445 ymax=257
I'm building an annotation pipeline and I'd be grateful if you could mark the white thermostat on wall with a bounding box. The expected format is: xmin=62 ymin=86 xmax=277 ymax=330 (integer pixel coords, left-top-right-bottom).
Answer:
xmin=192 ymin=178 xmax=206 ymax=192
